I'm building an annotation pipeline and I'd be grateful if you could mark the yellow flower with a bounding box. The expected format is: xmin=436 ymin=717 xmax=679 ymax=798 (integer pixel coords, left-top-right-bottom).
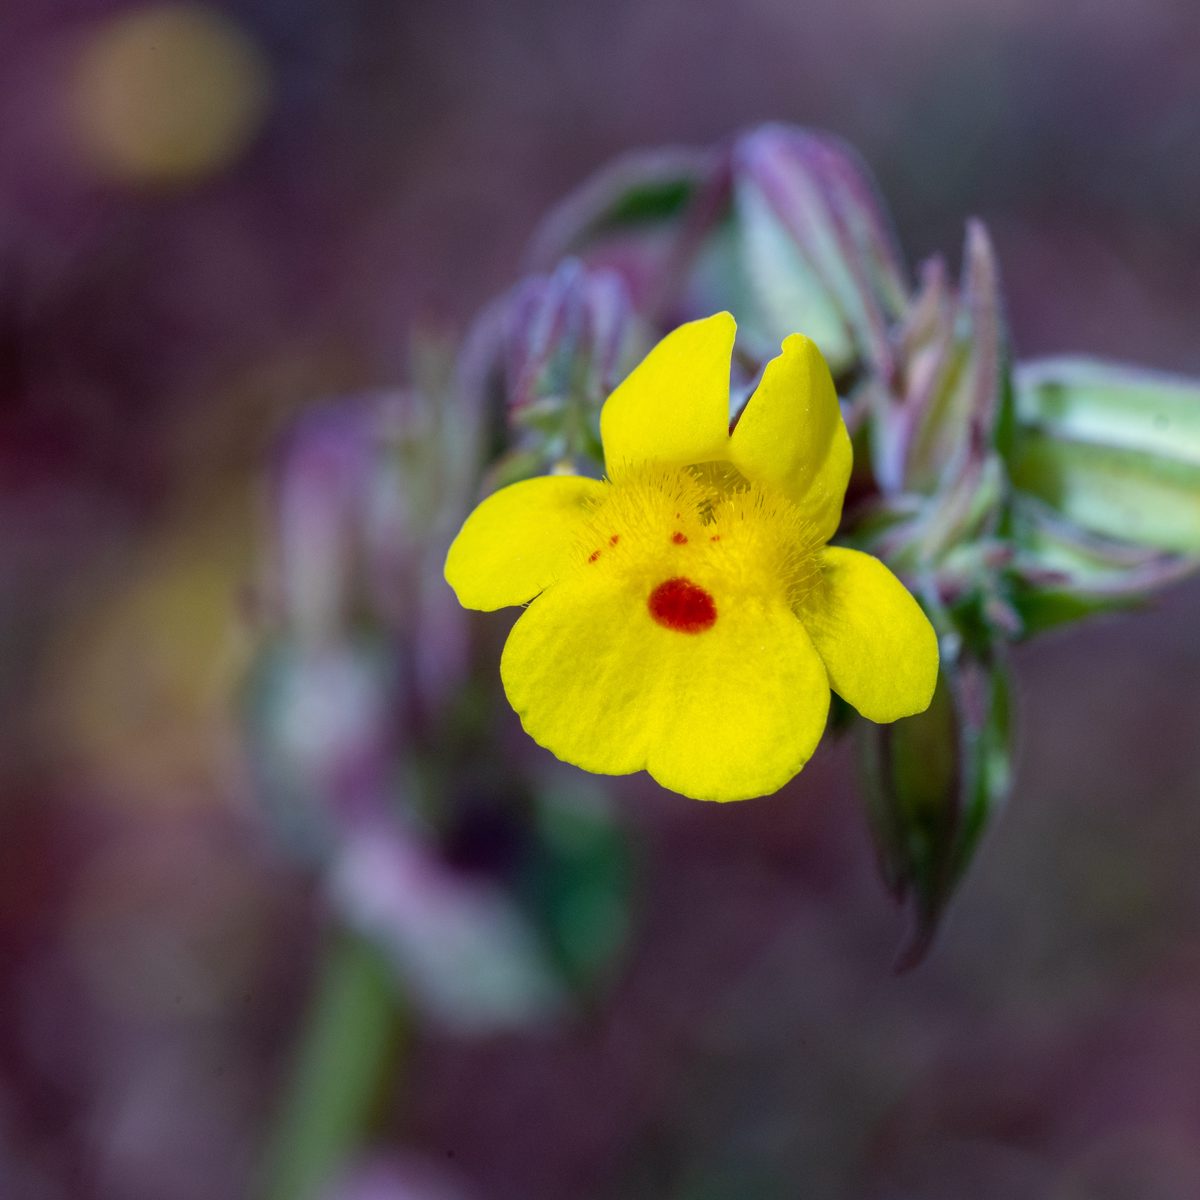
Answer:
xmin=445 ymin=313 xmax=938 ymax=801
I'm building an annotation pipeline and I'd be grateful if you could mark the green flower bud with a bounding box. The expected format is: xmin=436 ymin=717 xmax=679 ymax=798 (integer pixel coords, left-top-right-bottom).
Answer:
xmin=857 ymin=641 xmax=1013 ymax=968
xmin=1011 ymin=357 xmax=1200 ymax=554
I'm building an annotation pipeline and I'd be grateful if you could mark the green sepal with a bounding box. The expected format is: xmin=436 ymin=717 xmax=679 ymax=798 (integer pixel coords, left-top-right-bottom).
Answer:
xmin=1008 ymin=494 xmax=1197 ymax=635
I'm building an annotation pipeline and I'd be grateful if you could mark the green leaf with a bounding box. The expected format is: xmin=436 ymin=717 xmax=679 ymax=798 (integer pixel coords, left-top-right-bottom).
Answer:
xmin=1011 ymin=587 xmax=1142 ymax=637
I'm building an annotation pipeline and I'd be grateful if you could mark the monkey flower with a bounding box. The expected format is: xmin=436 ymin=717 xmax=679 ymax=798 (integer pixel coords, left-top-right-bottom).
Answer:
xmin=445 ymin=313 xmax=938 ymax=801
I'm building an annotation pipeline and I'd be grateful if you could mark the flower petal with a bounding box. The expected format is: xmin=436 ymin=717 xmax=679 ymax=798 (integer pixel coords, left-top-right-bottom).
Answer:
xmin=800 ymin=547 xmax=939 ymax=722
xmin=599 ymin=312 xmax=736 ymax=476
xmin=444 ymin=475 xmax=604 ymax=611
xmin=730 ymin=333 xmax=851 ymax=542
xmin=501 ymin=570 xmax=830 ymax=801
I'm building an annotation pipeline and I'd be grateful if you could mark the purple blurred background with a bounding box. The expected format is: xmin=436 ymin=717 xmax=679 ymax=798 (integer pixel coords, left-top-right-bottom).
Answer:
xmin=4 ymin=2 xmax=1200 ymax=1197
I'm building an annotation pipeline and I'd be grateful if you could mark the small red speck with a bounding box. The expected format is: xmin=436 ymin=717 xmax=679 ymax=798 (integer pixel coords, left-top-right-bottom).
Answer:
xmin=609 ymin=534 xmax=620 ymax=545
xmin=710 ymin=534 xmax=720 ymax=541
xmin=671 ymin=531 xmax=688 ymax=545
xmin=648 ymin=577 xmax=717 ymax=634
xmin=587 ymin=550 xmax=601 ymax=563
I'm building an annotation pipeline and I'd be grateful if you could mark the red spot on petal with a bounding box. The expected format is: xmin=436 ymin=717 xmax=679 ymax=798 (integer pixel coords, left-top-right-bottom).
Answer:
xmin=710 ymin=534 xmax=720 ymax=541
xmin=648 ymin=577 xmax=717 ymax=634
xmin=671 ymin=531 xmax=688 ymax=544
xmin=609 ymin=534 xmax=620 ymax=545
xmin=587 ymin=550 xmax=601 ymax=563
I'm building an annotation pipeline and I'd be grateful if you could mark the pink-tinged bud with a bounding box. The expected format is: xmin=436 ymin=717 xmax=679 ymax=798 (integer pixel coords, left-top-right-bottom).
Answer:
xmin=505 ymin=258 xmax=641 ymax=421
xmin=849 ymin=222 xmax=1013 ymax=636
xmin=524 ymin=125 xmax=912 ymax=383
xmin=728 ymin=124 xmax=910 ymax=375
xmin=874 ymin=219 xmax=1007 ymax=500
xmin=464 ymin=259 xmax=648 ymax=479
xmin=248 ymin=373 xmax=490 ymax=855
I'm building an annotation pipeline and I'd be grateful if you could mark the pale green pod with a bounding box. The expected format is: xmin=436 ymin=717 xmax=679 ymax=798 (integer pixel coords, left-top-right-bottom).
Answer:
xmin=1012 ymin=358 xmax=1200 ymax=553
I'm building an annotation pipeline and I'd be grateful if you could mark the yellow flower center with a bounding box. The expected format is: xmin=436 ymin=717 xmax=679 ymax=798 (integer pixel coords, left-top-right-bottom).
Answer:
xmin=573 ymin=465 xmax=823 ymax=629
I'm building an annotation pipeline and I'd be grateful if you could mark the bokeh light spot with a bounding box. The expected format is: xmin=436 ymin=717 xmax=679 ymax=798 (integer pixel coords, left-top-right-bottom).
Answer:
xmin=70 ymin=2 xmax=271 ymax=186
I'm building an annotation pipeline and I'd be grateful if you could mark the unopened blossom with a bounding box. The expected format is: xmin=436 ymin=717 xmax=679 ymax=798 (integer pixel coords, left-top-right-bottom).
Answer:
xmin=445 ymin=313 xmax=938 ymax=802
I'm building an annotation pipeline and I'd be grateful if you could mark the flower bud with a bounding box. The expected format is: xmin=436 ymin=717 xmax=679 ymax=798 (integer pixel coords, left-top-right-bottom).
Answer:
xmin=357 ymin=382 xmax=481 ymax=716
xmin=847 ymin=222 xmax=1016 ymax=654
xmin=525 ymin=124 xmax=911 ymax=381
xmin=727 ymin=123 xmax=910 ymax=375
xmin=857 ymin=643 xmax=1013 ymax=968
xmin=1011 ymin=357 xmax=1200 ymax=554
xmin=872 ymin=219 xmax=1007 ymax=500
xmin=472 ymin=259 xmax=648 ymax=480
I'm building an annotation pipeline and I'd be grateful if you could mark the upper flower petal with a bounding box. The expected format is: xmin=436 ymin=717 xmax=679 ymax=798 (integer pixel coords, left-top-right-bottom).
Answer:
xmin=599 ymin=312 xmax=736 ymax=477
xmin=444 ymin=475 xmax=605 ymax=611
xmin=729 ymin=333 xmax=851 ymax=543
xmin=799 ymin=546 xmax=939 ymax=722
xmin=500 ymin=568 xmax=830 ymax=801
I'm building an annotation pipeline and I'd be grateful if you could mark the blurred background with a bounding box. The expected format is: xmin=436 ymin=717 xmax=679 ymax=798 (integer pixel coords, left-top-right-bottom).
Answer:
xmin=3 ymin=1 xmax=1200 ymax=1198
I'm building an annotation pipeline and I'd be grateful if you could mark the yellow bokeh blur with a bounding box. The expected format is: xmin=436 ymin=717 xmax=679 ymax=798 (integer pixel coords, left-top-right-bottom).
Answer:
xmin=71 ymin=2 xmax=271 ymax=186
xmin=37 ymin=489 xmax=259 ymax=811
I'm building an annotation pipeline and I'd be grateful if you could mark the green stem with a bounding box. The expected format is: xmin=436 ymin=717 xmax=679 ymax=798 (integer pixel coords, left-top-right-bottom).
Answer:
xmin=260 ymin=927 xmax=404 ymax=1200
